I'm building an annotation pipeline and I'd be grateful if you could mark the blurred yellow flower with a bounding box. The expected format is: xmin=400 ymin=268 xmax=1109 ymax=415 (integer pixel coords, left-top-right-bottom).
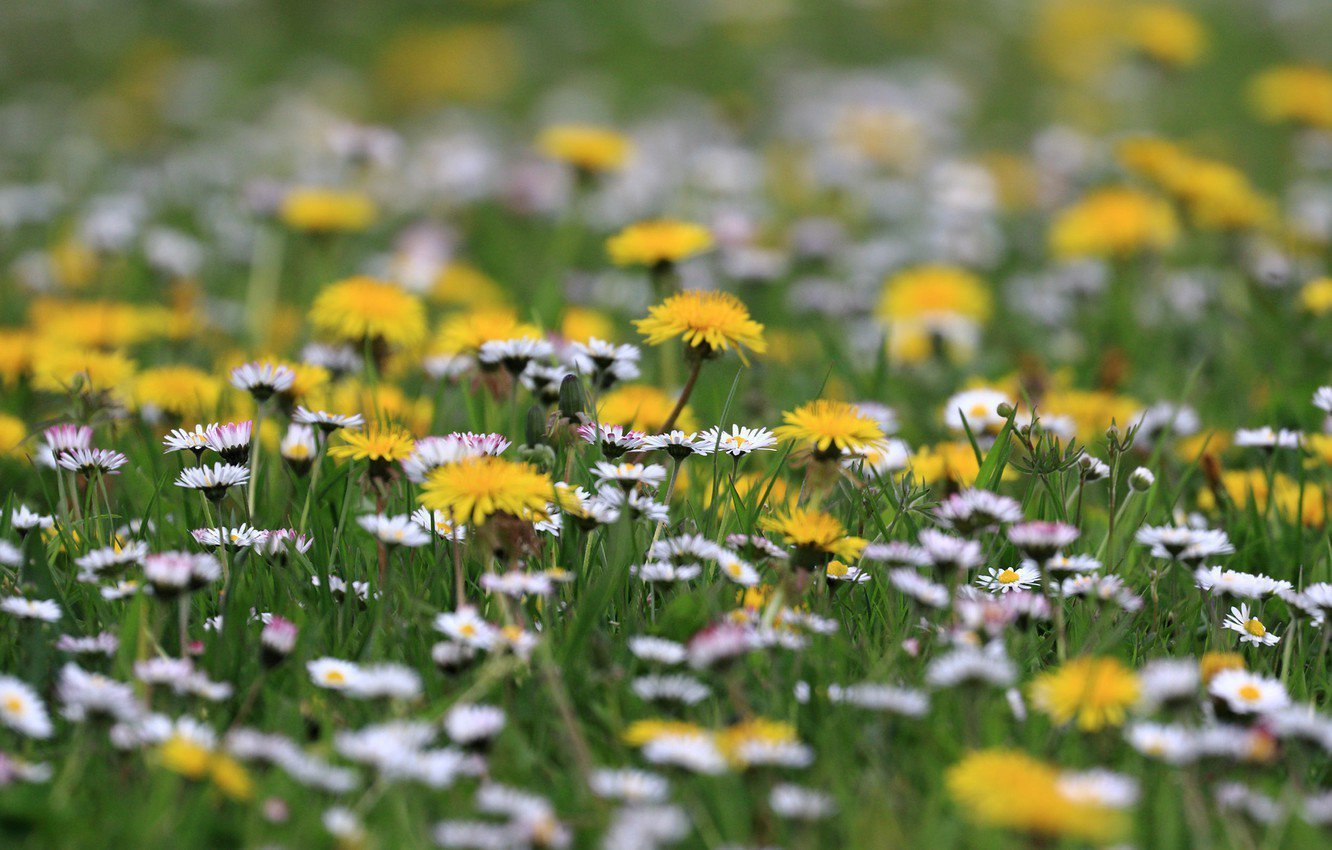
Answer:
xmin=429 ymin=263 xmax=506 ymax=308
xmin=537 ymin=124 xmax=632 ymax=173
xmin=310 ymin=277 xmax=426 ymax=350
xmin=279 ymin=189 xmax=376 ymax=234
xmin=1127 ymin=4 xmax=1207 ymax=69
xmin=1250 ymin=66 xmax=1332 ymax=129
xmin=560 ymin=306 xmax=615 ymax=344
xmin=133 ymin=365 xmax=223 ymax=422
xmin=1030 ymin=656 xmax=1140 ymax=731
xmin=420 ymin=456 xmax=554 ymax=525
xmin=376 ymin=25 xmax=519 ymax=107
xmin=947 ymin=749 xmax=1126 ymax=842
xmin=1302 ymin=278 xmax=1332 ymax=315
xmin=1050 ymin=187 xmax=1178 ymax=258
xmin=598 ymin=384 xmax=696 ymax=433
xmin=433 ymin=308 xmax=540 ymax=357
xmin=607 ymin=220 xmax=713 ymax=268
xmin=0 ymin=414 xmax=27 ymax=458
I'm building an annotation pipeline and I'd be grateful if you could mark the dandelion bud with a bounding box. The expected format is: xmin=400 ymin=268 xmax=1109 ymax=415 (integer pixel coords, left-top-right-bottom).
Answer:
xmin=524 ymin=404 xmax=547 ymax=447
xmin=1130 ymin=466 xmax=1155 ymax=491
xmin=558 ymin=374 xmax=585 ymax=422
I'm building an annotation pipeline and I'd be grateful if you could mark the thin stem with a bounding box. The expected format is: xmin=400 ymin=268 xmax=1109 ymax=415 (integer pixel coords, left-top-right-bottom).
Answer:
xmin=660 ymin=354 xmax=705 ymax=434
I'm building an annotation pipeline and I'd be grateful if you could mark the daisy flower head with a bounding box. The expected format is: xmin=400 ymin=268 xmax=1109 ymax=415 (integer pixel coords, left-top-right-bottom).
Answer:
xmin=1030 ymin=656 xmax=1141 ymax=731
xmin=143 ymin=551 xmax=221 ymax=594
xmin=309 ymin=276 xmax=427 ymax=352
xmin=11 ymin=504 xmax=53 ymax=536
xmin=943 ymin=387 xmax=1012 ymax=435
xmin=401 ymin=432 xmax=509 ymax=483
xmin=280 ymin=424 xmax=318 ymax=472
xmin=57 ymin=448 xmax=127 ymax=476
xmin=357 ymin=513 xmax=432 ymax=548
xmin=1234 ymin=426 xmax=1302 ymax=451
xmin=607 ymin=220 xmax=714 ymax=269
xmin=202 ymin=420 xmax=253 ymax=464
xmin=577 ymin=423 xmax=645 ymax=459
xmin=410 ymin=507 xmax=467 ymax=541
xmin=175 ymin=463 xmax=251 ymax=502
xmin=919 ymin=528 xmax=984 ymax=572
xmin=0 ymin=676 xmax=53 ymax=739
xmin=640 ymin=430 xmax=713 ymax=460
xmin=592 ymin=460 xmax=668 ymax=491
xmin=1208 ymin=669 xmax=1290 ymax=716
xmin=477 ymin=336 xmax=555 ymax=376
xmin=229 ymin=360 xmax=295 ymax=401
xmin=1222 ymin=603 xmax=1280 ymax=647
xmin=697 ymin=424 xmax=777 ymax=457
xmin=163 ymin=424 xmax=211 ymax=457
xmin=774 ymin=399 xmax=885 ymax=460
xmin=420 ymin=456 xmax=554 ymax=526
xmin=634 ymin=290 xmax=766 ymax=364
xmin=191 ymin=524 xmax=269 ymax=551
xmin=933 ymin=488 xmax=1024 ymax=534
xmin=292 ymin=406 xmax=365 ymax=434
xmin=976 ymin=564 xmax=1041 ymax=593
xmin=1007 ymin=521 xmax=1080 ymax=561
xmin=1195 ymin=566 xmax=1290 ymax=599
xmin=1138 ymin=524 xmax=1233 ymax=562
xmin=0 ymin=596 xmax=61 ymax=623
xmin=569 ymin=338 xmax=640 ymax=388
xmin=1314 ymin=386 xmax=1332 ymax=414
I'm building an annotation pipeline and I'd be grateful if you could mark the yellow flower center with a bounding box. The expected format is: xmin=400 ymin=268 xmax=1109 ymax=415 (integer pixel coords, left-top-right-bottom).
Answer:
xmin=3 ymin=696 xmax=23 ymax=714
xmin=997 ymin=568 xmax=1021 ymax=584
xmin=323 ymin=670 xmax=345 ymax=685
xmin=1238 ymin=684 xmax=1262 ymax=701
xmin=1244 ymin=618 xmax=1266 ymax=637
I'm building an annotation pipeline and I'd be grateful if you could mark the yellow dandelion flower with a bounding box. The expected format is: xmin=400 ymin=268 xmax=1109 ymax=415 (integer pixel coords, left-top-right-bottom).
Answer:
xmin=622 ymin=719 xmax=708 ymax=746
xmin=598 ymin=384 xmax=696 ymax=433
xmin=773 ymin=399 xmax=884 ymax=457
xmin=1249 ymin=66 xmax=1332 ymax=130
xmin=328 ymin=424 xmax=416 ymax=463
xmin=29 ymin=299 xmax=153 ymax=350
xmin=1301 ymin=278 xmax=1332 ymax=315
xmin=877 ymin=264 xmax=992 ymax=324
xmin=906 ymin=441 xmax=984 ymax=487
xmin=309 ymin=276 xmax=426 ymax=350
xmin=560 ymin=306 xmax=615 ymax=344
xmin=1127 ymin=4 xmax=1207 ymax=69
xmin=429 ymin=262 xmax=506 ymax=309
xmin=606 ymin=220 xmax=713 ymax=268
xmin=1199 ymin=652 xmax=1245 ymax=684
xmin=1030 ymin=656 xmax=1140 ymax=731
xmin=760 ymin=507 xmax=867 ymax=562
xmin=433 ymin=308 xmax=540 ymax=357
xmin=537 ymin=124 xmax=632 ymax=173
xmin=31 ymin=345 xmax=135 ymax=400
xmin=1050 ymin=187 xmax=1178 ymax=259
xmin=0 ymin=331 xmax=34 ymax=386
xmin=133 ymin=365 xmax=223 ymax=421
xmin=376 ymin=25 xmax=519 ymax=107
xmin=278 ymin=188 xmax=376 ymax=234
xmin=947 ymin=749 xmax=1126 ymax=842
xmin=419 ymin=456 xmax=554 ymax=526
xmin=0 ymin=414 xmax=27 ymax=458
xmin=634 ymin=290 xmax=766 ymax=364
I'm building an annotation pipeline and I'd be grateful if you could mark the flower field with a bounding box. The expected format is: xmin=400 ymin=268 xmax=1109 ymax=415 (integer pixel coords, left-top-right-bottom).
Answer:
xmin=3 ymin=1 xmax=1332 ymax=847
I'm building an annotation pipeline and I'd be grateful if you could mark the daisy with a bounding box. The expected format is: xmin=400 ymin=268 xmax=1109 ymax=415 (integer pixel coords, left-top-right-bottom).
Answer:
xmin=591 ymin=460 xmax=667 ymax=490
xmin=175 ymin=463 xmax=251 ymax=502
xmin=589 ymin=768 xmax=670 ymax=803
xmin=887 ymin=568 xmax=950 ymax=608
xmin=1007 ymin=521 xmax=1079 ymax=560
xmin=1126 ymin=722 xmax=1201 ymax=764
xmin=57 ymin=448 xmax=127 ymax=475
xmin=770 ymin=784 xmax=836 ymax=820
xmin=10 ymin=505 xmax=52 ymax=535
xmin=1195 ymin=566 xmax=1291 ymax=598
xmin=1234 ymin=426 xmax=1302 ymax=450
xmin=445 ymin=703 xmax=506 ymax=747
xmin=292 ymin=406 xmax=364 ymax=433
xmin=697 ymin=424 xmax=777 ymax=456
xmin=926 ymin=643 xmax=1017 ymax=689
xmin=1314 ymin=386 xmax=1332 ymax=414
xmin=633 ymin=562 xmax=702 ymax=583
xmin=229 ymin=360 xmax=295 ymax=400
xmin=409 ymin=508 xmax=466 ymax=541
xmin=1136 ymin=658 xmax=1201 ymax=711
xmin=0 ymin=596 xmax=61 ymax=623
xmin=0 ymin=676 xmax=53 ymax=738
xmin=55 ymin=632 xmax=119 ymax=656
xmin=477 ymin=336 xmax=555 ymax=376
xmin=1044 ymin=553 xmax=1102 ymax=572
xmin=479 ymin=571 xmax=554 ymax=598
xmin=919 ymin=528 xmax=984 ymax=572
xmin=632 ymin=674 xmax=711 ymax=705
xmin=628 ymin=636 xmax=687 ymax=665
xmin=976 ymin=564 xmax=1041 ymax=593
xmin=191 ymin=524 xmax=269 ymax=551
xmin=434 ymin=607 xmax=498 ymax=648
xmin=43 ymin=424 xmax=92 ymax=458
xmin=933 ymin=489 xmax=1024 ymax=533
xmin=260 ymin=617 xmax=298 ymax=659
xmin=258 ymin=528 xmax=315 ymax=558
xmin=1137 ymin=524 xmax=1234 ymax=561
xmin=640 ymin=430 xmax=713 ymax=460
xmin=717 ymin=554 xmax=761 ymax=587
xmin=1223 ymin=603 xmax=1281 ymax=646
xmin=142 ymin=552 xmax=221 ymax=594
xmin=202 ymin=421 xmax=253 ymax=464
xmin=357 ymin=513 xmax=431 ymax=548
xmin=827 ymin=682 xmax=930 ymax=717
xmin=401 ymin=433 xmax=509 ymax=483
xmin=308 ymin=658 xmax=362 ymax=692
xmin=163 ymin=425 xmax=211 ymax=457
xmin=1208 ymin=669 xmax=1290 ymax=715
xmin=569 ymin=338 xmax=641 ymax=387
xmin=56 ymin=664 xmax=140 ymax=722
xmin=942 ymin=387 xmax=1011 ymax=434
xmin=825 ymin=560 xmax=870 ymax=584
xmin=577 ymin=423 xmax=645 ymax=458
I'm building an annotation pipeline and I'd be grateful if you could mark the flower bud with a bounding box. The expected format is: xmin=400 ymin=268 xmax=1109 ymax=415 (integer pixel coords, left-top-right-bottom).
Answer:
xmin=1129 ymin=466 xmax=1155 ymax=491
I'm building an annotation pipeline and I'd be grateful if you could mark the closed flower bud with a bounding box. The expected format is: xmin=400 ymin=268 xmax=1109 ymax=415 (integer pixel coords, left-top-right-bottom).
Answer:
xmin=1130 ymin=466 xmax=1155 ymax=491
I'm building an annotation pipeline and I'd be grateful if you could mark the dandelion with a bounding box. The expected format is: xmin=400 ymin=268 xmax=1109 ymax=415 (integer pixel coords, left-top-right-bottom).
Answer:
xmin=774 ymin=399 xmax=885 ymax=459
xmin=1030 ymin=657 xmax=1140 ymax=731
